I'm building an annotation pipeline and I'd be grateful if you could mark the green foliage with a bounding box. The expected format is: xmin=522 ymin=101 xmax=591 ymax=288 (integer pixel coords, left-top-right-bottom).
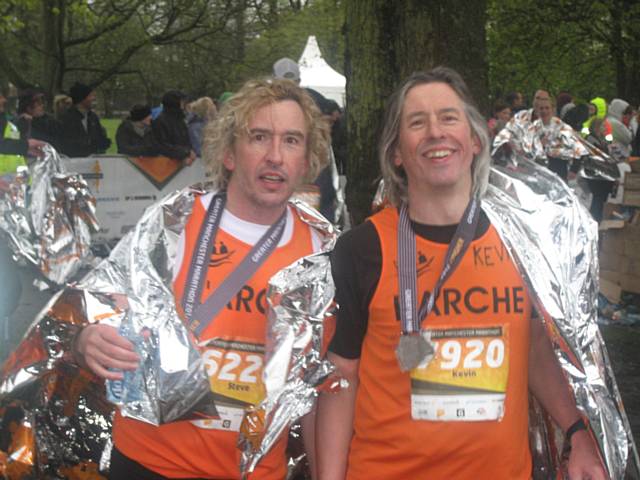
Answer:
xmin=0 ymin=0 xmax=34 ymax=33
xmin=487 ymin=0 xmax=640 ymax=106
xmin=101 ymin=118 xmax=119 ymax=154
xmin=0 ymin=0 xmax=345 ymax=111
xmin=229 ymin=0 xmax=345 ymax=91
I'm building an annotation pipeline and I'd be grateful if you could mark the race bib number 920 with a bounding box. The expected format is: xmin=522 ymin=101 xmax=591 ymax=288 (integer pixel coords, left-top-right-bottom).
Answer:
xmin=410 ymin=325 xmax=509 ymax=422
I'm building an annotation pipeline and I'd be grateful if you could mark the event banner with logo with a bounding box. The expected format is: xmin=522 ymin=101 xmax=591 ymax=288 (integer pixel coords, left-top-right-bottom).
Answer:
xmin=65 ymin=155 xmax=207 ymax=243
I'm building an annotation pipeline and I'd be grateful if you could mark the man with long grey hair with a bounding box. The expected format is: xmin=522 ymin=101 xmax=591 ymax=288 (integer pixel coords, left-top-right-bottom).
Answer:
xmin=317 ymin=67 xmax=605 ymax=479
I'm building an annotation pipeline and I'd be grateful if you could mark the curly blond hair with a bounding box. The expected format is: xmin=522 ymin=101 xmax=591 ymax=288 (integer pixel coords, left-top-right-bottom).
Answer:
xmin=202 ymin=78 xmax=330 ymax=190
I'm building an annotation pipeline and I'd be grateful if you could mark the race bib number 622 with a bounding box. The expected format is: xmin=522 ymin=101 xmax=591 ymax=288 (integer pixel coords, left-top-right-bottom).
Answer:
xmin=192 ymin=338 xmax=265 ymax=432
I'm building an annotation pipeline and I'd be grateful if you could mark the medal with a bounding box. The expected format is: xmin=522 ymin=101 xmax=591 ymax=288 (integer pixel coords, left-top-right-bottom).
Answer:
xmin=396 ymin=332 xmax=435 ymax=371
xmin=396 ymin=198 xmax=480 ymax=372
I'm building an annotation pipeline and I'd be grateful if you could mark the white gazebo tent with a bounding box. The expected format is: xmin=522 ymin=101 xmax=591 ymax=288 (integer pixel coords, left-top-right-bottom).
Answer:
xmin=298 ymin=36 xmax=346 ymax=107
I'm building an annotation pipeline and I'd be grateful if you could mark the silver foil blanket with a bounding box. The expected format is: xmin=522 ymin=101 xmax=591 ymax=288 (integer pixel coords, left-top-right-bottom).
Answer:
xmin=492 ymin=109 xmax=619 ymax=182
xmin=1 ymin=185 xmax=337 ymax=477
xmin=483 ymin=159 xmax=639 ymax=479
xmin=0 ymin=144 xmax=99 ymax=285
xmin=0 ymin=288 xmax=114 ymax=478
xmin=238 ymin=252 xmax=339 ymax=477
xmin=70 ymin=184 xmax=214 ymax=427
xmin=237 ymin=198 xmax=338 ymax=476
xmin=0 ymin=185 xmax=211 ymax=477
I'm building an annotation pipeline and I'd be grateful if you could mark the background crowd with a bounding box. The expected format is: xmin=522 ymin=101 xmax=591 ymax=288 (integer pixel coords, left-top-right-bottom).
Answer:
xmin=2 ymin=67 xmax=638 ymax=226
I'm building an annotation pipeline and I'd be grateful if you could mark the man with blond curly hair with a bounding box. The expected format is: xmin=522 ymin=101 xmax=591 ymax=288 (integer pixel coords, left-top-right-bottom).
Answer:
xmin=75 ymin=77 xmax=330 ymax=479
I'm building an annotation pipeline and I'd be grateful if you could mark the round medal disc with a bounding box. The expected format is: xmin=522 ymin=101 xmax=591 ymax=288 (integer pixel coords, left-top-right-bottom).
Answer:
xmin=396 ymin=332 xmax=435 ymax=371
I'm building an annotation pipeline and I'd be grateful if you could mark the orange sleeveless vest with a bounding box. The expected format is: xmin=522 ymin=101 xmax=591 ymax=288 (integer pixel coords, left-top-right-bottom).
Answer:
xmin=114 ymin=195 xmax=314 ymax=479
xmin=346 ymin=207 xmax=532 ymax=480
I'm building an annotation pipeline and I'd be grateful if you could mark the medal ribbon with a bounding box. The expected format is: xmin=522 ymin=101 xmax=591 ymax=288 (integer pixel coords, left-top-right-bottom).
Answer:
xmin=182 ymin=192 xmax=287 ymax=337
xmin=397 ymin=195 xmax=481 ymax=335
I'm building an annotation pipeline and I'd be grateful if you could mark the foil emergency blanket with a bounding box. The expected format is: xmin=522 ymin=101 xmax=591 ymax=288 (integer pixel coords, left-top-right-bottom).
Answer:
xmin=1 ymin=184 xmax=337 ymax=477
xmin=238 ymin=251 xmax=338 ymax=476
xmin=0 ymin=144 xmax=99 ymax=284
xmin=0 ymin=288 xmax=113 ymax=478
xmin=105 ymin=192 xmax=336 ymax=427
xmin=492 ymin=109 xmax=619 ymax=182
xmin=483 ymin=159 xmax=639 ymax=479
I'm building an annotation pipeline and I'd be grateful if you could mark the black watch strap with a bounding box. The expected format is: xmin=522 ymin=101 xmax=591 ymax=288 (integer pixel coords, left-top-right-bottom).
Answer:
xmin=565 ymin=418 xmax=588 ymax=443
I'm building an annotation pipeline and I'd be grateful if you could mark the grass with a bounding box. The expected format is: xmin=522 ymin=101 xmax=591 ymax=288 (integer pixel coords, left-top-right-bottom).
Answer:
xmin=101 ymin=118 xmax=120 ymax=154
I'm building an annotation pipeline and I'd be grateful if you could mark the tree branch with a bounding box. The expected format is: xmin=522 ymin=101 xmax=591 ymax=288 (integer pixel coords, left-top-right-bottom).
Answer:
xmin=0 ymin=42 xmax=36 ymax=89
xmin=64 ymin=0 xmax=145 ymax=48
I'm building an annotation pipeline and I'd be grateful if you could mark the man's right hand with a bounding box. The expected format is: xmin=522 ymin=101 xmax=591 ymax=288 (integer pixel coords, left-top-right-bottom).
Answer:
xmin=75 ymin=324 xmax=139 ymax=380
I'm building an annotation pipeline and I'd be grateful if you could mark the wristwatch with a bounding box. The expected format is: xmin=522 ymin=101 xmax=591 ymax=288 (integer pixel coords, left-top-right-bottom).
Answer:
xmin=565 ymin=418 xmax=588 ymax=445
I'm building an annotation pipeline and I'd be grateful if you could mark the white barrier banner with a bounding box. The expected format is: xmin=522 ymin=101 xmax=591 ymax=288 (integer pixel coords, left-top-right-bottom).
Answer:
xmin=65 ymin=155 xmax=207 ymax=243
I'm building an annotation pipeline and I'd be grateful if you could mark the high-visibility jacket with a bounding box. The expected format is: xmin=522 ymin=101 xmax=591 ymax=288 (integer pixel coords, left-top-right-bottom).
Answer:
xmin=581 ymin=97 xmax=610 ymax=138
xmin=0 ymin=121 xmax=27 ymax=175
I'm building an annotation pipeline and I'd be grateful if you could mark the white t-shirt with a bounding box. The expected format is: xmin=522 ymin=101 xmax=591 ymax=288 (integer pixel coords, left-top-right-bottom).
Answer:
xmin=173 ymin=192 xmax=323 ymax=280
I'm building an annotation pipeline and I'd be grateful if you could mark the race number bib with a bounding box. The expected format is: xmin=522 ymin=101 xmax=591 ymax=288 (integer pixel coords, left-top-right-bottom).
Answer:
xmin=191 ymin=338 xmax=265 ymax=432
xmin=410 ymin=325 xmax=509 ymax=422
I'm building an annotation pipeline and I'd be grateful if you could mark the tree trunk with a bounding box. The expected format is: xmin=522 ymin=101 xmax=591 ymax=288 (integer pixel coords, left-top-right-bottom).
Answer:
xmin=234 ymin=0 xmax=246 ymax=63
xmin=268 ymin=0 xmax=278 ymax=27
xmin=41 ymin=0 xmax=63 ymax=100
xmin=609 ymin=0 xmax=626 ymax=101
xmin=344 ymin=1 xmax=488 ymax=223
xmin=344 ymin=1 xmax=398 ymax=222
xmin=433 ymin=0 xmax=488 ymax=114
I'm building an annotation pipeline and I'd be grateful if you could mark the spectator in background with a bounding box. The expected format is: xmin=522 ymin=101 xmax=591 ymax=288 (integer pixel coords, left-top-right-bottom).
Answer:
xmin=0 ymin=90 xmax=45 ymax=165
xmin=15 ymin=90 xmax=61 ymax=149
xmin=585 ymin=118 xmax=616 ymax=223
xmin=150 ymin=103 xmax=163 ymax=121
xmin=186 ymin=96 xmax=217 ymax=157
xmin=506 ymin=91 xmax=525 ymax=114
xmin=323 ymin=99 xmax=347 ymax=174
xmin=582 ymin=97 xmax=607 ymax=138
xmin=556 ymin=91 xmax=573 ymax=118
xmin=632 ymin=109 xmax=640 ymax=157
xmin=606 ymin=98 xmax=633 ymax=161
xmin=312 ymin=98 xmax=344 ymax=223
xmin=59 ymin=82 xmax=111 ymax=157
xmin=152 ymin=90 xmax=195 ymax=164
xmin=585 ymin=118 xmax=610 ymax=153
xmin=532 ymin=91 xmax=571 ymax=181
xmin=53 ymin=94 xmax=72 ymax=120
xmin=116 ymin=104 xmax=158 ymax=157
xmin=487 ymin=99 xmax=511 ymax=138
xmin=563 ymin=103 xmax=591 ymax=133
xmin=1 ymin=90 xmax=44 ymax=332
xmin=273 ymin=57 xmax=300 ymax=83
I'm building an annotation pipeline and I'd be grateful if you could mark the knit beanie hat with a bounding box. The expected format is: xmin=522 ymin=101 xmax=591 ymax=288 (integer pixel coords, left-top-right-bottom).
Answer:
xmin=130 ymin=104 xmax=152 ymax=122
xmin=70 ymin=82 xmax=93 ymax=105
xmin=162 ymin=90 xmax=186 ymax=110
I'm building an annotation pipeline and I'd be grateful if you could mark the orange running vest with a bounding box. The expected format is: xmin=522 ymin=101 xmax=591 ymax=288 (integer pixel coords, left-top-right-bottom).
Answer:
xmin=114 ymin=195 xmax=314 ymax=479
xmin=346 ymin=207 xmax=532 ymax=480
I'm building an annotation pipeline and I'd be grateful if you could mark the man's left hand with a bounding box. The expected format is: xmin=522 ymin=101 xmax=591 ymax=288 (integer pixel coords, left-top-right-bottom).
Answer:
xmin=567 ymin=430 xmax=608 ymax=480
